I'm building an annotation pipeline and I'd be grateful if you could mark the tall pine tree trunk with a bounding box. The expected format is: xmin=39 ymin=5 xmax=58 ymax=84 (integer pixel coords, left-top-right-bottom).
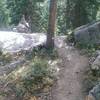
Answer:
xmin=46 ymin=0 xmax=57 ymax=49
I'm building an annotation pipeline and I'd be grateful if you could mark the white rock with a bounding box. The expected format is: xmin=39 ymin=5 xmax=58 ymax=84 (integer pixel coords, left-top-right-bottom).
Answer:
xmin=0 ymin=31 xmax=46 ymax=53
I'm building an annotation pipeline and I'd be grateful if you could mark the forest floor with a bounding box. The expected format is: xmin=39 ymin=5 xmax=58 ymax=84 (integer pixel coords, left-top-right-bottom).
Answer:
xmin=0 ymin=35 xmax=90 ymax=100
xmin=52 ymin=37 xmax=89 ymax=100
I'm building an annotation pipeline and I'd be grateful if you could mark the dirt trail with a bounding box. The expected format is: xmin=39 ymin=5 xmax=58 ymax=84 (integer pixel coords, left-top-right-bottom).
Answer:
xmin=53 ymin=37 xmax=89 ymax=100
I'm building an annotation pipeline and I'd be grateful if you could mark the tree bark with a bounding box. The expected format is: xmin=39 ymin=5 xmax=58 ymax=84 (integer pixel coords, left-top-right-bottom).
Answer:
xmin=46 ymin=0 xmax=57 ymax=49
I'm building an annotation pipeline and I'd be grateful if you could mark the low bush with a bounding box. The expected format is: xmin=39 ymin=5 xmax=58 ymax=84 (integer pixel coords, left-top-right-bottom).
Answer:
xmin=26 ymin=47 xmax=58 ymax=60
xmin=0 ymin=52 xmax=12 ymax=65
xmin=4 ymin=57 xmax=55 ymax=99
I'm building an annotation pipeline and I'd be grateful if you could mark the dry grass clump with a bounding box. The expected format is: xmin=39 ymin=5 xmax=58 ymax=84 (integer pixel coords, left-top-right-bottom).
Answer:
xmin=2 ymin=57 xmax=55 ymax=100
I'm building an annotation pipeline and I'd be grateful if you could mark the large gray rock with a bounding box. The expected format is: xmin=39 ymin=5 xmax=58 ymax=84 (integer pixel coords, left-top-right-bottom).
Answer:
xmin=15 ymin=23 xmax=30 ymax=33
xmin=13 ymin=15 xmax=30 ymax=33
xmin=0 ymin=31 xmax=46 ymax=75
xmin=15 ymin=20 xmax=30 ymax=33
xmin=0 ymin=31 xmax=46 ymax=53
xmin=74 ymin=21 xmax=100 ymax=45
xmin=89 ymin=83 xmax=100 ymax=100
xmin=91 ymin=55 xmax=100 ymax=70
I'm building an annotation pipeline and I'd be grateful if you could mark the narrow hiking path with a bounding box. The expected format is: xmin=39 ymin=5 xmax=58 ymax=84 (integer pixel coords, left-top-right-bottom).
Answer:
xmin=53 ymin=37 xmax=89 ymax=100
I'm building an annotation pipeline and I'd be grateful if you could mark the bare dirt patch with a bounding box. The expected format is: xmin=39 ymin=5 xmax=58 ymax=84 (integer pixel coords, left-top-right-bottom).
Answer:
xmin=52 ymin=37 xmax=89 ymax=100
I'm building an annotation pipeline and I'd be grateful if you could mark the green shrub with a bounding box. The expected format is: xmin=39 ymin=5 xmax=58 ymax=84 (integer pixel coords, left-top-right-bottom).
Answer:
xmin=5 ymin=58 xmax=54 ymax=99
xmin=84 ymin=69 xmax=100 ymax=93
xmin=67 ymin=30 xmax=75 ymax=43
xmin=26 ymin=48 xmax=58 ymax=60
xmin=0 ymin=52 xmax=12 ymax=65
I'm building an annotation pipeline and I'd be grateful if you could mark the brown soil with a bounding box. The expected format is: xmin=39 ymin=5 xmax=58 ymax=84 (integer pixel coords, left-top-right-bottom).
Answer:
xmin=52 ymin=37 xmax=89 ymax=100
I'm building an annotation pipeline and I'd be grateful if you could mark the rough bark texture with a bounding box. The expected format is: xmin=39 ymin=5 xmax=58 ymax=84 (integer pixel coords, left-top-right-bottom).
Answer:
xmin=46 ymin=0 xmax=57 ymax=49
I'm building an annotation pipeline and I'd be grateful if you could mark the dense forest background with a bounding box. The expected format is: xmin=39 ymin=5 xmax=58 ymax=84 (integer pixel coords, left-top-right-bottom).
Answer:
xmin=0 ymin=0 xmax=100 ymax=33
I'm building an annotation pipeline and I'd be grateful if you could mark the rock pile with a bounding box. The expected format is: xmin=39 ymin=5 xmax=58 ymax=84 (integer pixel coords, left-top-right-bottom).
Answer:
xmin=74 ymin=21 xmax=100 ymax=46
